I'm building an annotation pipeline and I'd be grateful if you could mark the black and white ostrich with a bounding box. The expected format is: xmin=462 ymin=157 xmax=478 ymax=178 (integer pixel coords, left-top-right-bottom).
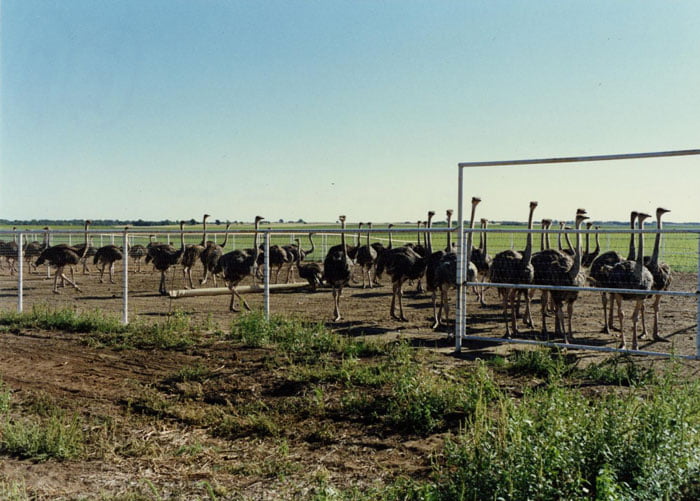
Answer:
xmin=200 ymin=222 xmax=231 ymax=287
xmin=606 ymin=212 xmax=654 ymax=350
xmin=323 ymin=215 xmax=353 ymax=322
xmin=295 ymin=235 xmax=323 ymax=291
xmin=643 ymin=207 xmax=672 ymax=342
xmin=215 ymin=216 xmax=264 ymax=312
xmin=429 ymin=199 xmax=479 ymax=329
xmin=355 ymin=222 xmax=378 ymax=288
xmin=181 ymin=214 xmax=209 ymax=289
xmin=589 ymin=211 xmax=638 ymax=334
xmin=35 ymin=221 xmax=91 ymax=293
xmin=540 ymin=211 xmax=589 ymax=342
xmin=93 ymin=232 xmax=125 ymax=284
xmin=145 ymin=221 xmax=186 ymax=295
xmin=489 ymin=201 xmax=538 ymax=338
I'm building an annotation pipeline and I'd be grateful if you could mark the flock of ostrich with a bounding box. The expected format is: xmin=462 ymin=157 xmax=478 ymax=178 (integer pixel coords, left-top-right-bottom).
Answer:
xmin=0 ymin=199 xmax=673 ymax=351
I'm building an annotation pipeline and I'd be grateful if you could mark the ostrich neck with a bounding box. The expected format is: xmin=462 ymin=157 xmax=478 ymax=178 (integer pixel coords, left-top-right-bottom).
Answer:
xmin=522 ymin=208 xmax=535 ymax=264
xmin=627 ymin=214 xmax=636 ymax=261
xmin=465 ymin=205 xmax=476 ymax=257
xmin=221 ymin=225 xmax=230 ymax=248
xmin=482 ymin=222 xmax=488 ymax=255
xmin=448 ymin=213 xmax=455 ymax=251
xmin=544 ymin=226 xmax=551 ymax=250
xmin=341 ymin=221 xmax=348 ymax=261
xmin=80 ymin=222 xmax=90 ymax=259
xmin=416 ymin=223 xmax=421 ymax=246
xmin=305 ymin=233 xmax=315 ymax=256
xmin=426 ymin=214 xmax=434 ymax=253
xmin=564 ymin=232 xmax=574 ymax=253
xmin=201 ymin=217 xmax=208 ymax=246
xmin=635 ymin=220 xmax=645 ymax=276
xmin=180 ymin=224 xmax=185 ymax=251
xmin=650 ymin=215 xmax=663 ymax=265
xmin=366 ymin=225 xmax=371 ymax=247
xmin=594 ymin=230 xmax=600 ymax=253
xmin=569 ymin=220 xmax=584 ymax=280
xmin=584 ymin=229 xmax=590 ymax=254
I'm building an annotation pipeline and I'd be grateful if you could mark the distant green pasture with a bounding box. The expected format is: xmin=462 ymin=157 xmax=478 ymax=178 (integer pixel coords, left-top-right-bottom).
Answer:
xmin=2 ymin=222 xmax=699 ymax=272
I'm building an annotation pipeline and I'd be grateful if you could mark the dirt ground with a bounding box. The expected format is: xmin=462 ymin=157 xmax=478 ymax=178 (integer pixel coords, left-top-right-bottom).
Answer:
xmin=0 ymin=260 xmax=698 ymax=499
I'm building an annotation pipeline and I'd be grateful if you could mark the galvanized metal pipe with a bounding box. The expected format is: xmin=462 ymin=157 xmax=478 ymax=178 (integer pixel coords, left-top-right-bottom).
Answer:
xmin=122 ymin=229 xmax=129 ymax=325
xmin=17 ymin=232 xmax=23 ymax=313
xmin=264 ymin=231 xmax=270 ymax=320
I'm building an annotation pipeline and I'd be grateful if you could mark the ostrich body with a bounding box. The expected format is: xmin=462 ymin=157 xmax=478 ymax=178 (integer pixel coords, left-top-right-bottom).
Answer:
xmin=23 ymin=228 xmax=50 ymax=273
xmin=200 ymin=222 xmax=231 ymax=287
xmin=323 ymin=215 xmax=353 ymax=321
xmin=35 ymin=221 xmax=91 ymax=293
xmin=128 ymin=243 xmax=147 ymax=273
xmin=257 ymin=237 xmax=289 ymax=284
xmin=430 ymin=202 xmax=478 ymax=328
xmin=93 ymin=240 xmax=124 ymax=284
xmin=146 ymin=221 xmax=186 ymax=295
xmin=489 ymin=201 xmax=538 ymax=338
xmin=643 ymin=207 xmax=672 ymax=341
xmin=539 ymin=212 xmax=589 ymax=342
xmin=215 ymin=216 xmax=264 ymax=312
xmin=589 ymin=211 xmax=638 ymax=333
xmin=0 ymin=228 xmax=19 ymax=275
xmin=295 ymin=235 xmax=323 ymax=290
xmin=356 ymin=222 xmax=378 ymax=288
xmin=606 ymin=212 xmax=654 ymax=350
xmin=181 ymin=214 xmax=209 ymax=289
xmin=469 ymin=217 xmax=493 ymax=306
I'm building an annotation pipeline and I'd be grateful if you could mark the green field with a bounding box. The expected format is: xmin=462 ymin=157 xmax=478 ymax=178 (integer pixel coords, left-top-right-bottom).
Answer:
xmin=3 ymin=222 xmax=699 ymax=273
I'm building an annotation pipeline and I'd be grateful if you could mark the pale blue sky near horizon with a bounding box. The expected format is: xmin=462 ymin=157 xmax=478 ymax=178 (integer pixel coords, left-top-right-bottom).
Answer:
xmin=1 ymin=1 xmax=699 ymax=224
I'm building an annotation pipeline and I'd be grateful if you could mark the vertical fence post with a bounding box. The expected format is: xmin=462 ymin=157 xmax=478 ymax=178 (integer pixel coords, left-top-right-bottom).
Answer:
xmin=122 ymin=228 xmax=129 ymax=325
xmin=264 ymin=231 xmax=270 ymax=320
xmin=455 ymin=166 xmax=465 ymax=351
xmin=17 ymin=232 xmax=23 ymax=313
xmin=696 ymin=233 xmax=700 ymax=359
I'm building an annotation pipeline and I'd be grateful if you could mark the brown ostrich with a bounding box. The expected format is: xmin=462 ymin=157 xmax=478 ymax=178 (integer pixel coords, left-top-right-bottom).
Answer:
xmin=145 ymin=221 xmax=186 ymax=295
xmin=35 ymin=221 xmax=91 ymax=293
xmin=93 ymin=230 xmax=125 ymax=284
xmin=215 ymin=216 xmax=264 ymax=312
xmin=355 ymin=222 xmax=378 ymax=288
xmin=489 ymin=201 xmax=538 ymax=338
xmin=200 ymin=222 xmax=232 ymax=287
xmin=181 ymin=214 xmax=209 ymax=289
xmin=323 ymin=216 xmax=353 ymax=321
xmin=643 ymin=207 xmax=672 ymax=341
xmin=606 ymin=212 xmax=654 ymax=350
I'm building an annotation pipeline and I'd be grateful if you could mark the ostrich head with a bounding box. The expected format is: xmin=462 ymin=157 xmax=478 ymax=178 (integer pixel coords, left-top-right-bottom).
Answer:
xmin=656 ymin=207 xmax=671 ymax=217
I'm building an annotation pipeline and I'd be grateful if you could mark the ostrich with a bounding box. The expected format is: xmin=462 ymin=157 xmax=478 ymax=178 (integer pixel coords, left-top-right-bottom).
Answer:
xmin=256 ymin=232 xmax=289 ymax=284
xmin=607 ymin=212 xmax=654 ymax=350
xmin=128 ymin=243 xmax=148 ymax=273
xmin=489 ymin=201 xmax=538 ymax=338
xmin=215 ymin=216 xmax=264 ymax=312
xmin=35 ymin=221 xmax=91 ymax=293
xmin=181 ymin=214 xmax=209 ymax=289
xmin=538 ymin=212 xmax=589 ymax=342
xmin=643 ymin=207 xmax=672 ymax=341
xmin=430 ymin=200 xmax=479 ymax=329
xmin=23 ymin=227 xmax=50 ymax=273
xmin=356 ymin=222 xmax=378 ymax=288
xmin=93 ymin=233 xmax=125 ymax=284
xmin=470 ymin=217 xmax=493 ymax=306
xmin=295 ymin=235 xmax=323 ymax=291
xmin=145 ymin=221 xmax=186 ymax=295
xmin=0 ymin=228 xmax=19 ymax=275
xmin=200 ymin=222 xmax=232 ymax=287
xmin=323 ymin=215 xmax=353 ymax=322
xmin=589 ymin=211 xmax=638 ymax=334
xmin=582 ymin=222 xmax=600 ymax=267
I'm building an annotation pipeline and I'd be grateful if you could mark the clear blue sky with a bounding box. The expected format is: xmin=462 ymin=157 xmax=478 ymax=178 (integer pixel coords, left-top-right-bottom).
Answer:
xmin=2 ymin=1 xmax=699 ymax=223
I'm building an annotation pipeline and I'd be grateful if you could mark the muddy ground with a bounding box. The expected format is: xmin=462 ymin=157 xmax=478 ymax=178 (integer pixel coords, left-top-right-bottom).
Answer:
xmin=0 ymin=260 xmax=698 ymax=499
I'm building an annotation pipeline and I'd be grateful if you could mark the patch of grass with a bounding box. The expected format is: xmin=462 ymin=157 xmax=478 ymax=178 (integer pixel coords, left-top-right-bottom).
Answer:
xmin=163 ymin=364 xmax=213 ymax=385
xmin=579 ymin=355 xmax=658 ymax=386
xmin=389 ymin=376 xmax=700 ymax=500
xmin=0 ymin=409 xmax=85 ymax=461
xmin=0 ymin=379 xmax=10 ymax=414
xmin=0 ymin=479 xmax=29 ymax=501
xmin=0 ymin=305 xmax=126 ymax=334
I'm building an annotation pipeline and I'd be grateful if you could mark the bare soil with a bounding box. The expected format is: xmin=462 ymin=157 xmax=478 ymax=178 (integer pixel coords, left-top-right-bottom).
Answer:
xmin=0 ymin=261 xmax=698 ymax=499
